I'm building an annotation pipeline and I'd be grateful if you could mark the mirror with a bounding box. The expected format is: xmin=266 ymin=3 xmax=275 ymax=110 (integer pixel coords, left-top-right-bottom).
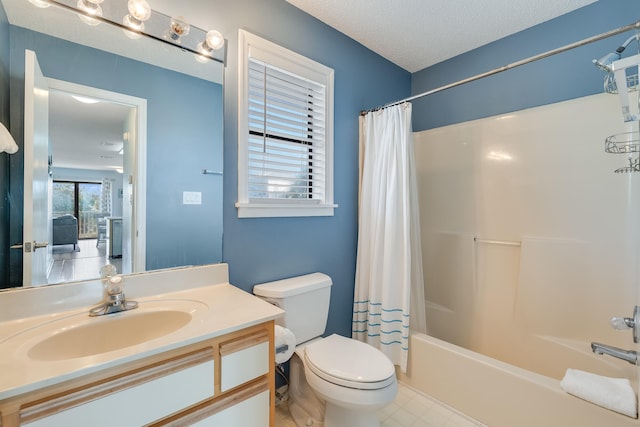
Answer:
xmin=0 ymin=0 xmax=224 ymax=289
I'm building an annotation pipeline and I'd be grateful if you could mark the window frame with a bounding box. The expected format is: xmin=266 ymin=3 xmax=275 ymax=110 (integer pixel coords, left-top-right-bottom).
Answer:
xmin=236 ymin=29 xmax=336 ymax=218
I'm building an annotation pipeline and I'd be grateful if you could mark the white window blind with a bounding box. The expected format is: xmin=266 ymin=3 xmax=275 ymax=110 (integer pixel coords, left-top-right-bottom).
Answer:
xmin=237 ymin=29 xmax=335 ymax=218
xmin=247 ymin=60 xmax=326 ymax=202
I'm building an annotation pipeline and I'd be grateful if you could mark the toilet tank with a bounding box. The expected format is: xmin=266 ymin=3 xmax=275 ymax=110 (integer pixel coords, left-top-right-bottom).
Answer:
xmin=253 ymin=273 xmax=332 ymax=345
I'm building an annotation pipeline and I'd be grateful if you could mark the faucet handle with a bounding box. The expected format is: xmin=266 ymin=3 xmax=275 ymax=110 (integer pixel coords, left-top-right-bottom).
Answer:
xmin=99 ymin=264 xmax=118 ymax=278
xmin=105 ymin=275 xmax=124 ymax=296
xmin=611 ymin=316 xmax=634 ymax=330
xmin=610 ymin=306 xmax=640 ymax=343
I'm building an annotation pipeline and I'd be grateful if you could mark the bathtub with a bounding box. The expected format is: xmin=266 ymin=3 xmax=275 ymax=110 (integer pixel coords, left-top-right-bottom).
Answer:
xmin=397 ymin=333 xmax=639 ymax=427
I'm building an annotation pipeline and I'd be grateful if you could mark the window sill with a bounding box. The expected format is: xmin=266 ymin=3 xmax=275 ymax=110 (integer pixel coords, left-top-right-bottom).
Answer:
xmin=235 ymin=202 xmax=337 ymax=218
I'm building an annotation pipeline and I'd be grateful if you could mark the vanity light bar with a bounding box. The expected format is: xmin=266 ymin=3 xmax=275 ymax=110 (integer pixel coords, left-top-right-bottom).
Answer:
xmin=36 ymin=0 xmax=226 ymax=64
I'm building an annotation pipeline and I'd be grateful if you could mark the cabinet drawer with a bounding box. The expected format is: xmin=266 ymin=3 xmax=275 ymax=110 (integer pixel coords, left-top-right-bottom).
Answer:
xmin=220 ymin=330 xmax=269 ymax=392
xmin=21 ymin=349 xmax=214 ymax=427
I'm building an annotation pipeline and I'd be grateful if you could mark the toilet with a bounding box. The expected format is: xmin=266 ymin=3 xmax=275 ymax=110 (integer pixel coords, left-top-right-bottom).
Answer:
xmin=253 ymin=273 xmax=397 ymax=427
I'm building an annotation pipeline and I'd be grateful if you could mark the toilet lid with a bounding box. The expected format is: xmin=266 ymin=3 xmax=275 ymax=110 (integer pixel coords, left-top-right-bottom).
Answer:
xmin=304 ymin=334 xmax=395 ymax=389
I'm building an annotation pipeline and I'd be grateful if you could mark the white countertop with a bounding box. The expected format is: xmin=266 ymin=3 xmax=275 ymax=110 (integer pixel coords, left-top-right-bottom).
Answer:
xmin=0 ymin=268 xmax=283 ymax=400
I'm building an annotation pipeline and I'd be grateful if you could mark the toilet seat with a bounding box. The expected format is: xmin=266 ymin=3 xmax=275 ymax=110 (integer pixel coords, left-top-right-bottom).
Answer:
xmin=304 ymin=334 xmax=396 ymax=390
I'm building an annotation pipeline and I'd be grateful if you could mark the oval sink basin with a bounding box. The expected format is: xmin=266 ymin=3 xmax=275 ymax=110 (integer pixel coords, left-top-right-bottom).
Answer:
xmin=28 ymin=310 xmax=192 ymax=361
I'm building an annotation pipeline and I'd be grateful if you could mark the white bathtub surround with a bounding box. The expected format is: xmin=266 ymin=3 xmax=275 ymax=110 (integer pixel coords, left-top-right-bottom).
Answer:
xmin=413 ymin=92 xmax=639 ymax=393
xmin=354 ymin=102 xmax=426 ymax=373
xmin=561 ymin=368 xmax=637 ymax=418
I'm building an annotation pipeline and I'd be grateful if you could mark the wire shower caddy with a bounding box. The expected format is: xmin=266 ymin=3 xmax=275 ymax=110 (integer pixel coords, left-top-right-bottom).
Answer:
xmin=601 ymin=50 xmax=640 ymax=173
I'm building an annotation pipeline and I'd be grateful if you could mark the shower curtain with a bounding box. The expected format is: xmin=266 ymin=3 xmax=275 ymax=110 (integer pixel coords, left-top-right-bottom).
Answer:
xmin=100 ymin=178 xmax=112 ymax=215
xmin=352 ymin=103 xmax=426 ymax=373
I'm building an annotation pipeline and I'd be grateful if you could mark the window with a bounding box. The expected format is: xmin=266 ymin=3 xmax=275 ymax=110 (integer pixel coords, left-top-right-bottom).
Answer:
xmin=53 ymin=181 xmax=102 ymax=238
xmin=237 ymin=30 xmax=336 ymax=218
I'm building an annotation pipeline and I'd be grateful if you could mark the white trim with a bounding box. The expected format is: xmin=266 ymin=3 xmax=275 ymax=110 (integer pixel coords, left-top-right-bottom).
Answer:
xmin=238 ymin=29 xmax=252 ymax=207
xmin=237 ymin=29 xmax=335 ymax=218
xmin=236 ymin=203 xmax=338 ymax=218
xmin=46 ymin=78 xmax=147 ymax=272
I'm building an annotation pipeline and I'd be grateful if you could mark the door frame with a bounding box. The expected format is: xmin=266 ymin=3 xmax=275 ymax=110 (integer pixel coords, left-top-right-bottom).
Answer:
xmin=47 ymin=78 xmax=147 ymax=273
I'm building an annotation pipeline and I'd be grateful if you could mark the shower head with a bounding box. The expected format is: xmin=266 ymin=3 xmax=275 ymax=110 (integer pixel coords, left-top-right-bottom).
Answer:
xmin=593 ymin=52 xmax=621 ymax=72
xmin=593 ymin=33 xmax=640 ymax=72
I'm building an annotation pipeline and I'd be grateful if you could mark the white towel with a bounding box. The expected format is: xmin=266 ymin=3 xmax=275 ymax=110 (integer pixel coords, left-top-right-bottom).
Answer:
xmin=561 ymin=368 xmax=637 ymax=418
xmin=0 ymin=122 xmax=18 ymax=154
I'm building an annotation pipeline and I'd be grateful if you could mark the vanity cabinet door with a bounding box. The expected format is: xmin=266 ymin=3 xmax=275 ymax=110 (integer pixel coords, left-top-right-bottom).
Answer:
xmin=219 ymin=330 xmax=270 ymax=392
xmin=196 ymin=388 xmax=269 ymax=427
xmin=20 ymin=349 xmax=214 ymax=427
xmin=152 ymin=378 xmax=270 ymax=427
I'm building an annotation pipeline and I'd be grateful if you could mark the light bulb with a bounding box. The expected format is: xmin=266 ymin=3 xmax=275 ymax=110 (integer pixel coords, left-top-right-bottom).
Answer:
xmin=123 ymin=0 xmax=150 ymax=35
xmin=128 ymin=0 xmax=151 ymax=22
xmin=197 ymin=30 xmax=224 ymax=59
xmin=123 ymin=14 xmax=144 ymax=33
xmin=167 ymin=16 xmax=190 ymax=43
xmin=77 ymin=0 xmax=103 ymax=26
xmin=204 ymin=29 xmax=224 ymax=51
xmin=28 ymin=0 xmax=51 ymax=8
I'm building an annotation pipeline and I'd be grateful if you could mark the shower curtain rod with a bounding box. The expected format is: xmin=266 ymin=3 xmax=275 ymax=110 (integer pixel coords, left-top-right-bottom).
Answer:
xmin=361 ymin=19 xmax=640 ymax=115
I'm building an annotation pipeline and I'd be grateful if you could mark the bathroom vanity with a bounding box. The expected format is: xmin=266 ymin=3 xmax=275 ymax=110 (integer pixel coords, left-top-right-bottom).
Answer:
xmin=0 ymin=264 xmax=283 ymax=426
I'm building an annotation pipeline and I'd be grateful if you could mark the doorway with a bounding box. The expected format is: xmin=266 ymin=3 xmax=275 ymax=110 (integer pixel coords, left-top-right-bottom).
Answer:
xmin=45 ymin=78 xmax=147 ymax=283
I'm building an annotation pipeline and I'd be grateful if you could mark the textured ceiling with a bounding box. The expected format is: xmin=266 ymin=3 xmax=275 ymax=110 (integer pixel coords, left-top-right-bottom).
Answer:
xmin=286 ymin=0 xmax=598 ymax=72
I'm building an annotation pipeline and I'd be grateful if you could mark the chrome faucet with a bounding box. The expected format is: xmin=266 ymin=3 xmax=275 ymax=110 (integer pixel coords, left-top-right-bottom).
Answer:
xmin=591 ymin=342 xmax=638 ymax=365
xmin=89 ymin=266 xmax=138 ymax=316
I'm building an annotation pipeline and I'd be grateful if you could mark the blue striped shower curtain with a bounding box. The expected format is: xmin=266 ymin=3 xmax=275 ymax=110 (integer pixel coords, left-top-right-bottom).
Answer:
xmin=353 ymin=102 xmax=426 ymax=373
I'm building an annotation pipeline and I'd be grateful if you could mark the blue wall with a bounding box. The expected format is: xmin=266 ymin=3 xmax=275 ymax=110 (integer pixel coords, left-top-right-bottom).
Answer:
xmin=3 ymin=0 xmax=412 ymax=338
xmin=411 ymin=0 xmax=639 ymax=131
xmin=8 ymin=28 xmax=223 ymax=285
xmin=216 ymin=0 xmax=411 ymax=338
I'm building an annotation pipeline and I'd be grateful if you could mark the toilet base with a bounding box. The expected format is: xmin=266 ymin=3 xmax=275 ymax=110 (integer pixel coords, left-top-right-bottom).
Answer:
xmin=324 ymin=402 xmax=380 ymax=427
xmin=289 ymin=353 xmax=325 ymax=427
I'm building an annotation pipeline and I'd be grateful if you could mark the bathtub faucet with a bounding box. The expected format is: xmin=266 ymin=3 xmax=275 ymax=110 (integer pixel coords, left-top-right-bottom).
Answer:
xmin=591 ymin=342 xmax=638 ymax=365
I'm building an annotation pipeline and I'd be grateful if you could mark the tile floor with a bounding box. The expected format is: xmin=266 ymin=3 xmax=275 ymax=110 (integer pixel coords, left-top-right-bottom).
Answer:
xmin=275 ymin=382 xmax=486 ymax=427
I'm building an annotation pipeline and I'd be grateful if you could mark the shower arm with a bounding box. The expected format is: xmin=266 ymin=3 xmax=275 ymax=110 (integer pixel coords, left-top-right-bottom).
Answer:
xmin=609 ymin=53 xmax=640 ymax=122
xmin=593 ymin=33 xmax=639 ymax=72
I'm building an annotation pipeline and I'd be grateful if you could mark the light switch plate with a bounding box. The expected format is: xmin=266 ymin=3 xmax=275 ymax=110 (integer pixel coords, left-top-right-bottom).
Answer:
xmin=183 ymin=191 xmax=202 ymax=205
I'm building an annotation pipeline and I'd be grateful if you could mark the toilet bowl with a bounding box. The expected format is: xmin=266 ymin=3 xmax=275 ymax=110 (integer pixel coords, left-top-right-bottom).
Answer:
xmin=253 ymin=273 xmax=398 ymax=427
xmin=302 ymin=334 xmax=397 ymax=427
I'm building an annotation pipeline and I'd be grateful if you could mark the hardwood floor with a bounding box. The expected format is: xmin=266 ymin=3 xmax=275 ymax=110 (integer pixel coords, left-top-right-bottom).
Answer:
xmin=49 ymin=239 xmax=121 ymax=284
